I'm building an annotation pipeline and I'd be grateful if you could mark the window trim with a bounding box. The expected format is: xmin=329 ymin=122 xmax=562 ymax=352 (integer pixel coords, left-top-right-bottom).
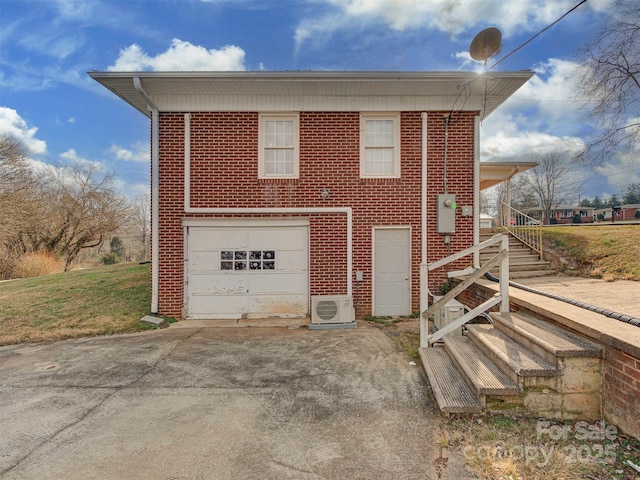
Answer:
xmin=258 ymin=113 xmax=300 ymax=179
xmin=360 ymin=113 xmax=401 ymax=178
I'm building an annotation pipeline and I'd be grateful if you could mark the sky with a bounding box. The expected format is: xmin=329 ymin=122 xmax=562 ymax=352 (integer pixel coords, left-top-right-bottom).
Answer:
xmin=1 ymin=0 xmax=638 ymax=202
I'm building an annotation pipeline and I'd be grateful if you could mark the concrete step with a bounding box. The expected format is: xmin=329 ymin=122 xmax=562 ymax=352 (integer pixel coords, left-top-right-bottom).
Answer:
xmin=481 ymin=240 xmax=536 ymax=248
xmin=466 ymin=324 xmax=557 ymax=384
xmin=484 ymin=256 xmax=548 ymax=266
xmin=480 ymin=237 xmax=529 ymax=247
xmin=480 ymin=249 xmax=540 ymax=262
xmin=479 ymin=232 xmax=556 ymax=278
xmin=505 ymin=270 xmax=558 ymax=279
xmin=489 ymin=312 xmax=604 ymax=364
xmin=487 ymin=262 xmax=552 ymax=274
xmin=419 ymin=346 xmax=483 ymax=414
xmin=443 ymin=335 xmax=521 ymax=397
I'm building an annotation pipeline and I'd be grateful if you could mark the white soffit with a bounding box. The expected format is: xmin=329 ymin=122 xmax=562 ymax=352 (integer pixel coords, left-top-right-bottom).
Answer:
xmin=89 ymin=70 xmax=533 ymax=117
xmin=479 ymin=161 xmax=538 ymax=191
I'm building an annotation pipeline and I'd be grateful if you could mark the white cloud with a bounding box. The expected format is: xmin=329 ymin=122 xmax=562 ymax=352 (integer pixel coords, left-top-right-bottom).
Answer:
xmin=108 ymin=39 xmax=246 ymax=71
xmin=59 ymin=148 xmax=104 ymax=171
xmin=481 ymin=127 xmax=584 ymax=162
xmin=595 ymin=151 xmax=640 ymax=194
xmin=19 ymin=29 xmax=83 ymax=60
xmin=295 ymin=0 xmax=614 ymax=51
xmin=0 ymin=107 xmax=48 ymax=156
xmin=109 ymin=143 xmax=149 ymax=163
xmin=479 ymin=56 xmax=591 ymax=163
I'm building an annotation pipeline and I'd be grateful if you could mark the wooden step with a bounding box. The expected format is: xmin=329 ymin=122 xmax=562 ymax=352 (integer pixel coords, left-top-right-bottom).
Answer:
xmin=443 ymin=335 xmax=520 ymax=397
xmin=490 ymin=312 xmax=604 ymax=364
xmin=466 ymin=324 xmax=557 ymax=383
xmin=419 ymin=346 xmax=482 ymax=413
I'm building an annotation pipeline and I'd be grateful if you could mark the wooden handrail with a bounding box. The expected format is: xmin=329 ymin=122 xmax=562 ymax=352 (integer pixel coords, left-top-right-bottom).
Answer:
xmin=420 ymin=234 xmax=510 ymax=348
xmin=498 ymin=200 xmax=543 ymax=260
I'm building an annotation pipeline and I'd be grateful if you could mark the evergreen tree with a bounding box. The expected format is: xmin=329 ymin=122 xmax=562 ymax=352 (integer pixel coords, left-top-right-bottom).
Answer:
xmin=592 ymin=195 xmax=604 ymax=209
xmin=623 ymin=183 xmax=640 ymax=204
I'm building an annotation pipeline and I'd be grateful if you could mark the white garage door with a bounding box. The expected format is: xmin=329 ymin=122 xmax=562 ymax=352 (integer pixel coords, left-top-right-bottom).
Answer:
xmin=185 ymin=219 xmax=309 ymax=319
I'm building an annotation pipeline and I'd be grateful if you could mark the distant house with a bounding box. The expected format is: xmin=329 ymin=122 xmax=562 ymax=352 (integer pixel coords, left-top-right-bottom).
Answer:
xmin=480 ymin=214 xmax=494 ymax=229
xmin=90 ymin=70 xmax=531 ymax=321
xmin=595 ymin=204 xmax=640 ymax=222
xmin=525 ymin=206 xmax=595 ymax=225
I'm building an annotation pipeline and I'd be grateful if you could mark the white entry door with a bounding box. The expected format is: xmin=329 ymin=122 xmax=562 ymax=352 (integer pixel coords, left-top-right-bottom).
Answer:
xmin=373 ymin=227 xmax=411 ymax=316
xmin=185 ymin=220 xmax=309 ymax=319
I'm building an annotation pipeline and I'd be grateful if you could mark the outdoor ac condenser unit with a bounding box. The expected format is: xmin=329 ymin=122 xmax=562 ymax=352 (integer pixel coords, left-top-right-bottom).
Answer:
xmin=310 ymin=295 xmax=356 ymax=327
xmin=433 ymin=297 xmax=466 ymax=331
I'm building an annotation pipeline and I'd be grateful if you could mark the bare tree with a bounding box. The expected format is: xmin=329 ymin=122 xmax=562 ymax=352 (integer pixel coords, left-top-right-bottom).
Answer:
xmin=132 ymin=192 xmax=150 ymax=261
xmin=0 ymin=135 xmax=42 ymax=276
xmin=574 ymin=0 xmax=640 ymax=164
xmin=0 ymin=135 xmax=38 ymax=237
xmin=33 ymin=164 xmax=134 ymax=271
xmin=0 ymin=137 xmax=134 ymax=277
xmin=522 ymin=152 xmax=583 ymax=224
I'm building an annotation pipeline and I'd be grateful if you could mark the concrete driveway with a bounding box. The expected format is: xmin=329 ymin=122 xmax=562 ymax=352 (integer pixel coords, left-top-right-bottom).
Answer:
xmin=0 ymin=323 xmax=471 ymax=479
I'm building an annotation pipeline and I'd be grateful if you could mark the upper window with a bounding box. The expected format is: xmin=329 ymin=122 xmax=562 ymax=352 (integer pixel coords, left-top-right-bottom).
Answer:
xmin=360 ymin=114 xmax=401 ymax=178
xmin=258 ymin=114 xmax=299 ymax=179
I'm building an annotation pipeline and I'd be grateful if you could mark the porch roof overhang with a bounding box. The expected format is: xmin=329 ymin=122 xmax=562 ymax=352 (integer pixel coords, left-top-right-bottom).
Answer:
xmin=479 ymin=161 xmax=538 ymax=191
xmin=88 ymin=70 xmax=534 ymax=117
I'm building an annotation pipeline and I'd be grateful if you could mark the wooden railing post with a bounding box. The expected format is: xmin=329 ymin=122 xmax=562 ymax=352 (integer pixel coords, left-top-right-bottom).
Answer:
xmin=500 ymin=234 xmax=510 ymax=313
xmin=498 ymin=200 xmax=543 ymax=259
xmin=420 ymin=234 xmax=510 ymax=347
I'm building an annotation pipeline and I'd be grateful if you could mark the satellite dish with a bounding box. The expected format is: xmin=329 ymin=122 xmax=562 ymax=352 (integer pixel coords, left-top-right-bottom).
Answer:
xmin=469 ymin=27 xmax=502 ymax=62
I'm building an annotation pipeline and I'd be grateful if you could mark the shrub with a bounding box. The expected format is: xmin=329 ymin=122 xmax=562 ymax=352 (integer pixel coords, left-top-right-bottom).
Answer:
xmin=13 ymin=251 xmax=63 ymax=278
xmin=101 ymin=253 xmax=122 ymax=265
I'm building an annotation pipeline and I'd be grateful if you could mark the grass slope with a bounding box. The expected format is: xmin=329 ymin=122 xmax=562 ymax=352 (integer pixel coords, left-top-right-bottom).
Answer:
xmin=0 ymin=263 xmax=151 ymax=345
xmin=543 ymin=225 xmax=640 ymax=281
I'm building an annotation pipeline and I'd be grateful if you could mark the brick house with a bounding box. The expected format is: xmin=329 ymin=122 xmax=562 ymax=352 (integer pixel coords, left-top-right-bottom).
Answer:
xmin=90 ymin=71 xmax=532 ymax=321
xmin=595 ymin=204 xmax=640 ymax=222
xmin=525 ymin=206 xmax=596 ymax=224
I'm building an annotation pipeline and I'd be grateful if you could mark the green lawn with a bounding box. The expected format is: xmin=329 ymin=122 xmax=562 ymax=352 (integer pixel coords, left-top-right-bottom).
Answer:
xmin=542 ymin=225 xmax=640 ymax=281
xmin=0 ymin=263 xmax=152 ymax=345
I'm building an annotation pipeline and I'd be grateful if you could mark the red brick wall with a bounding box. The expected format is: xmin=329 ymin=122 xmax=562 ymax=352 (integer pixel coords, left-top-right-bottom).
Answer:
xmin=604 ymin=347 xmax=640 ymax=439
xmin=158 ymin=114 xmax=186 ymax=316
xmin=156 ymin=111 xmax=477 ymax=319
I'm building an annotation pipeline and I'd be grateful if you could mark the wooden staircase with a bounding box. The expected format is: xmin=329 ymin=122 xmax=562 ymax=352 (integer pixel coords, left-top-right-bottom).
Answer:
xmin=480 ymin=231 xmax=553 ymax=278
xmin=420 ymin=309 xmax=604 ymax=419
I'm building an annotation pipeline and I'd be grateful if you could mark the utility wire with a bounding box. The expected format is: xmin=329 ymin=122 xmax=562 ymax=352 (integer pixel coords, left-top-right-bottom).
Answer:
xmin=489 ymin=0 xmax=588 ymax=69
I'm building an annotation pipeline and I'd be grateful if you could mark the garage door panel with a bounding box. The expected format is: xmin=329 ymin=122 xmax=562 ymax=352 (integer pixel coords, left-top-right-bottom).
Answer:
xmin=191 ymin=228 xmax=247 ymax=251
xmin=188 ymin=294 xmax=246 ymax=319
xmin=248 ymin=295 xmax=307 ymax=317
xmin=248 ymin=227 xmax=306 ymax=246
xmin=189 ymin=251 xmax=219 ymax=272
xmin=190 ymin=273 xmax=247 ymax=296
xmin=276 ymin=250 xmax=307 ymax=270
xmin=186 ymin=223 xmax=308 ymax=319
xmin=247 ymin=272 xmax=306 ymax=295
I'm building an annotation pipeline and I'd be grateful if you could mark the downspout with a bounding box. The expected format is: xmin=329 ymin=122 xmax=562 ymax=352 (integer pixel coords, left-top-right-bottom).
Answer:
xmin=133 ymin=77 xmax=160 ymax=315
xmin=473 ymin=116 xmax=480 ymax=267
xmin=421 ymin=113 xmax=428 ymax=264
xmin=420 ymin=112 xmax=429 ymax=323
xmin=504 ymin=165 xmax=520 ymax=227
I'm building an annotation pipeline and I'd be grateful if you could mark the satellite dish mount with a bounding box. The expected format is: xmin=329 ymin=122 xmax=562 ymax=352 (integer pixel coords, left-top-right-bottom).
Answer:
xmin=469 ymin=27 xmax=502 ymax=64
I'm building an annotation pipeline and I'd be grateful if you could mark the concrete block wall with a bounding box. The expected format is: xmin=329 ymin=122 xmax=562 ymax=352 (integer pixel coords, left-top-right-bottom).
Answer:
xmin=155 ymin=111 xmax=477 ymax=319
